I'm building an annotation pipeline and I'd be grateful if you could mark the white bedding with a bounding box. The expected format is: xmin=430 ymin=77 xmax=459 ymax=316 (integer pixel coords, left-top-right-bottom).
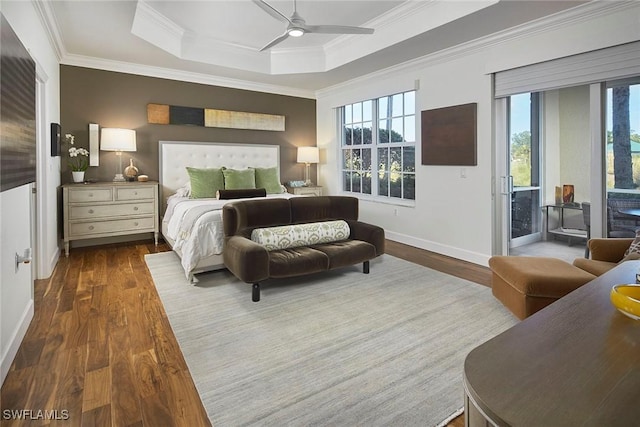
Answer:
xmin=164 ymin=193 xmax=295 ymax=278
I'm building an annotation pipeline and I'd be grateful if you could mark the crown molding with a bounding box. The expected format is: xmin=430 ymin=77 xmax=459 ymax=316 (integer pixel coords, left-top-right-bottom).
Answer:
xmin=60 ymin=53 xmax=316 ymax=99
xmin=480 ymin=0 xmax=640 ymax=73
xmin=323 ymin=0 xmax=497 ymax=72
xmin=315 ymin=0 xmax=639 ymax=98
xmin=132 ymin=0 xmax=185 ymax=57
xmin=31 ymin=0 xmax=65 ymax=61
xmin=130 ymin=0 xmax=495 ymax=75
xmin=323 ymin=0 xmax=442 ymax=51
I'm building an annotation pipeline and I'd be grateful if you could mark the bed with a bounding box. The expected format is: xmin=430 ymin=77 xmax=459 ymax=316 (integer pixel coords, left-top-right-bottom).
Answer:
xmin=159 ymin=141 xmax=295 ymax=281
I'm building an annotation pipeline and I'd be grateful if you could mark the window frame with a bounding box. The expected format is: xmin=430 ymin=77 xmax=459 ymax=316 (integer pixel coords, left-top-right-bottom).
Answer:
xmin=338 ymin=90 xmax=416 ymax=205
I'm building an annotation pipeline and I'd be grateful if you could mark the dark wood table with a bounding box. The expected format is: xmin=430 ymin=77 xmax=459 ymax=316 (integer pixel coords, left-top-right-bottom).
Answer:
xmin=463 ymin=261 xmax=640 ymax=426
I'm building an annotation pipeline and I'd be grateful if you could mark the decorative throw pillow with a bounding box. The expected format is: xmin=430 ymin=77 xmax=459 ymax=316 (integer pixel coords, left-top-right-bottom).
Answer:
xmin=175 ymin=182 xmax=191 ymax=198
xmin=216 ymin=188 xmax=267 ymax=200
xmin=186 ymin=167 xmax=224 ymax=198
xmin=223 ymin=168 xmax=256 ymax=190
xmin=251 ymin=220 xmax=350 ymax=251
xmin=623 ymin=229 xmax=640 ymax=259
xmin=253 ymin=167 xmax=283 ymax=194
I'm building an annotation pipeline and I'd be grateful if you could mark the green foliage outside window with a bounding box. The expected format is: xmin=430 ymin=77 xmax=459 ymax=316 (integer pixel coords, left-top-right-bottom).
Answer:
xmin=341 ymin=92 xmax=416 ymax=200
xmin=511 ymin=130 xmax=532 ymax=187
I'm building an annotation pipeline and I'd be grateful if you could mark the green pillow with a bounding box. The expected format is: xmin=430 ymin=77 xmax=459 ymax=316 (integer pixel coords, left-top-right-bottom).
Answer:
xmin=186 ymin=167 xmax=224 ymax=198
xmin=223 ymin=168 xmax=256 ymax=190
xmin=253 ymin=167 xmax=283 ymax=194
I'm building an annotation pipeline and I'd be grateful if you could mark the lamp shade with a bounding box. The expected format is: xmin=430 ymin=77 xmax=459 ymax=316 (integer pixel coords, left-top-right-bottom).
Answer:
xmin=297 ymin=146 xmax=319 ymax=164
xmin=100 ymin=128 xmax=136 ymax=152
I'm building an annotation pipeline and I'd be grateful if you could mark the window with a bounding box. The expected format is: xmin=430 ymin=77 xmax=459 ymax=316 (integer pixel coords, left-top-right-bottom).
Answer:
xmin=606 ymin=81 xmax=640 ymax=190
xmin=340 ymin=91 xmax=416 ymax=201
xmin=508 ymin=92 xmax=541 ymax=241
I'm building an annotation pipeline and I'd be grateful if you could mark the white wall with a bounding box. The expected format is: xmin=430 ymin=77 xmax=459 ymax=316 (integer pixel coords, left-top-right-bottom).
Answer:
xmin=559 ymin=86 xmax=591 ymax=204
xmin=543 ymin=87 xmax=591 ymax=230
xmin=316 ymin=2 xmax=640 ymax=266
xmin=543 ymin=90 xmax=561 ymax=205
xmin=1 ymin=1 xmax=60 ymax=383
xmin=2 ymin=1 xmax=61 ymax=278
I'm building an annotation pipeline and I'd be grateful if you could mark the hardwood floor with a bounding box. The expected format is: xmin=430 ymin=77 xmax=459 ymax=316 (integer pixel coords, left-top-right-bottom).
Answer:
xmin=1 ymin=239 xmax=486 ymax=426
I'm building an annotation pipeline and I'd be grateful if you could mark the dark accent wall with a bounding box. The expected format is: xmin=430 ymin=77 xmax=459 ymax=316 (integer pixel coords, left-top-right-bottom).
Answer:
xmin=60 ymin=66 xmax=316 ymax=184
xmin=1 ymin=14 xmax=36 ymax=192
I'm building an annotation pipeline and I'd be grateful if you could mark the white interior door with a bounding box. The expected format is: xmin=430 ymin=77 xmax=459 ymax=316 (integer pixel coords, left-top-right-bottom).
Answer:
xmin=1 ymin=183 xmax=35 ymax=383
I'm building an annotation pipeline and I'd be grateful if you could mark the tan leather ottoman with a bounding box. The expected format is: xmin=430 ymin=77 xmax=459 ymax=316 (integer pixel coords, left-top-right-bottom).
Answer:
xmin=488 ymin=256 xmax=596 ymax=319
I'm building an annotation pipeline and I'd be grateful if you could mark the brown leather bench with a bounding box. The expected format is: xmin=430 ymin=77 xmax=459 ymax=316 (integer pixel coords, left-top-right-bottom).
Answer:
xmin=489 ymin=256 xmax=596 ymax=319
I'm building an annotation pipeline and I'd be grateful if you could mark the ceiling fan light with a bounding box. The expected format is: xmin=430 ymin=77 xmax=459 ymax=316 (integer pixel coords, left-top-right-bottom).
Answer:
xmin=288 ymin=27 xmax=304 ymax=37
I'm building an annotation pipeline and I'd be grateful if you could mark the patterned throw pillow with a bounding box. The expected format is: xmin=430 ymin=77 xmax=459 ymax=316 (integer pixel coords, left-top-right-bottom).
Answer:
xmin=251 ymin=220 xmax=350 ymax=251
xmin=223 ymin=168 xmax=256 ymax=190
xmin=253 ymin=167 xmax=283 ymax=194
xmin=186 ymin=167 xmax=224 ymax=198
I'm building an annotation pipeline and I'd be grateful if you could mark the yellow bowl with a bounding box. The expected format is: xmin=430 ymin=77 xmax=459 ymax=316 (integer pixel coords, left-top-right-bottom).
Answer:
xmin=610 ymin=285 xmax=640 ymax=320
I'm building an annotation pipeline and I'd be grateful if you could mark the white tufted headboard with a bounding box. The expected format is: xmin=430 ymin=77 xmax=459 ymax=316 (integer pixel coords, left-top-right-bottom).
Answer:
xmin=159 ymin=141 xmax=281 ymax=206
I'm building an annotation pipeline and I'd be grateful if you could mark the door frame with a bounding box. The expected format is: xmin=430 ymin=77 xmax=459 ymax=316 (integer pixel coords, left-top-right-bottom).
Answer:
xmin=494 ymin=84 xmax=608 ymax=255
xmin=35 ymin=60 xmax=48 ymax=280
xmin=494 ymin=97 xmax=509 ymax=255
xmin=494 ymin=95 xmax=544 ymax=255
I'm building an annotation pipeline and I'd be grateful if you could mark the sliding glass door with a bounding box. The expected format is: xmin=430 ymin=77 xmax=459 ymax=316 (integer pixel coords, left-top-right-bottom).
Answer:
xmin=507 ymin=92 xmax=542 ymax=248
xmin=605 ymin=79 xmax=640 ymax=237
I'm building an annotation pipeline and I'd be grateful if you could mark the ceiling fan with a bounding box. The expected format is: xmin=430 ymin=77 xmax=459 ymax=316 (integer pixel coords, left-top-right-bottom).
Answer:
xmin=253 ymin=0 xmax=375 ymax=51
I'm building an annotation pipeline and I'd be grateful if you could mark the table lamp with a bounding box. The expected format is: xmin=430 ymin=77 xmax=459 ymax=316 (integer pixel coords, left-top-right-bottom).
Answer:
xmin=297 ymin=146 xmax=319 ymax=186
xmin=100 ymin=128 xmax=136 ymax=182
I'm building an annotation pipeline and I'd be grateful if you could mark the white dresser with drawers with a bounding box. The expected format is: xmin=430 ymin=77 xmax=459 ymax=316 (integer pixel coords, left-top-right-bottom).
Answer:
xmin=62 ymin=181 xmax=159 ymax=256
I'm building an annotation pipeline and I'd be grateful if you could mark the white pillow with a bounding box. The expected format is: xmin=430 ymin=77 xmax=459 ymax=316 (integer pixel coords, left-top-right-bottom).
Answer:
xmin=175 ymin=182 xmax=191 ymax=198
xmin=251 ymin=220 xmax=350 ymax=251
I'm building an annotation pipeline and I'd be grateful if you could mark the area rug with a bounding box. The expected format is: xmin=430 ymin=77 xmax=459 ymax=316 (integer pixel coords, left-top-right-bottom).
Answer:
xmin=144 ymin=252 xmax=517 ymax=426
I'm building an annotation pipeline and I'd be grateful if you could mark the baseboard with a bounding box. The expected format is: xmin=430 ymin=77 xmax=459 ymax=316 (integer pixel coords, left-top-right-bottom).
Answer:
xmin=386 ymin=231 xmax=491 ymax=267
xmin=42 ymin=246 xmax=60 ymax=280
xmin=1 ymin=299 xmax=34 ymax=386
xmin=70 ymin=233 xmax=154 ymax=249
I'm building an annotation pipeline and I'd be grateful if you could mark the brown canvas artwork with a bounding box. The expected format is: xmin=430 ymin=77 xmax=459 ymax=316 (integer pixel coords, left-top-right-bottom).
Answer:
xmin=421 ymin=103 xmax=477 ymax=166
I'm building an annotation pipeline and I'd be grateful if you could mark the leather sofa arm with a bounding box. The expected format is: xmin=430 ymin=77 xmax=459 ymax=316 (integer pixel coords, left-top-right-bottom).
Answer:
xmin=347 ymin=220 xmax=385 ymax=256
xmin=588 ymin=238 xmax=634 ymax=262
xmin=223 ymin=236 xmax=270 ymax=283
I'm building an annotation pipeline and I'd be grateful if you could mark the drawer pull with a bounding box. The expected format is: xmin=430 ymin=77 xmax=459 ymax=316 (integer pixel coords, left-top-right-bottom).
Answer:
xmin=88 ymin=226 xmax=94 ymax=230
xmin=88 ymin=209 xmax=94 ymax=214
xmin=134 ymin=222 xmax=139 ymax=226
xmin=134 ymin=207 xmax=139 ymax=211
xmin=134 ymin=192 xmax=138 ymax=195
xmin=88 ymin=193 xmax=93 ymax=197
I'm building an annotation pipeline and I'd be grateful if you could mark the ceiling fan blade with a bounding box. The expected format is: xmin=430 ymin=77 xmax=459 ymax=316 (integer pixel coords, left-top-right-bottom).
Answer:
xmin=252 ymin=0 xmax=292 ymax=24
xmin=259 ymin=31 xmax=290 ymax=51
xmin=305 ymin=25 xmax=374 ymax=35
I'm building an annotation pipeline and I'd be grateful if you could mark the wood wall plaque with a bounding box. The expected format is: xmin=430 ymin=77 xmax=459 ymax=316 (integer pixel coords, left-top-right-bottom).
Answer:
xmin=421 ymin=103 xmax=477 ymax=166
xmin=147 ymin=103 xmax=285 ymax=131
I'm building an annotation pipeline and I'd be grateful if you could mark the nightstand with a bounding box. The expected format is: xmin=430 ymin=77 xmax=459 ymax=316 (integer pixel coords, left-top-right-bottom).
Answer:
xmin=287 ymin=185 xmax=323 ymax=196
xmin=62 ymin=181 xmax=159 ymax=256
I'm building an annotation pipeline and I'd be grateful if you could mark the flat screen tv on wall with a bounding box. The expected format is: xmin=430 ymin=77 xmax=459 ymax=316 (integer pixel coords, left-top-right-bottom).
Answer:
xmin=0 ymin=13 xmax=36 ymax=193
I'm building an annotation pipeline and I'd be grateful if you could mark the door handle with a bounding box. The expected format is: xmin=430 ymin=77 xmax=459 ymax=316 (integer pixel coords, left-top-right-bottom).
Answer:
xmin=15 ymin=248 xmax=32 ymax=272
xmin=500 ymin=176 xmax=514 ymax=195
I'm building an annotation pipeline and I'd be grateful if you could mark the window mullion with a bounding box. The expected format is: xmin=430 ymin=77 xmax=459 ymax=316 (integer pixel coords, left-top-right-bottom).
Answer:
xmin=338 ymin=91 xmax=416 ymax=201
xmin=372 ymin=99 xmax=379 ymax=197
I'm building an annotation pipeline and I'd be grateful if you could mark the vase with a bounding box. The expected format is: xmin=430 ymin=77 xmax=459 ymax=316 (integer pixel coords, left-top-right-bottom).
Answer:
xmin=72 ymin=171 xmax=85 ymax=183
